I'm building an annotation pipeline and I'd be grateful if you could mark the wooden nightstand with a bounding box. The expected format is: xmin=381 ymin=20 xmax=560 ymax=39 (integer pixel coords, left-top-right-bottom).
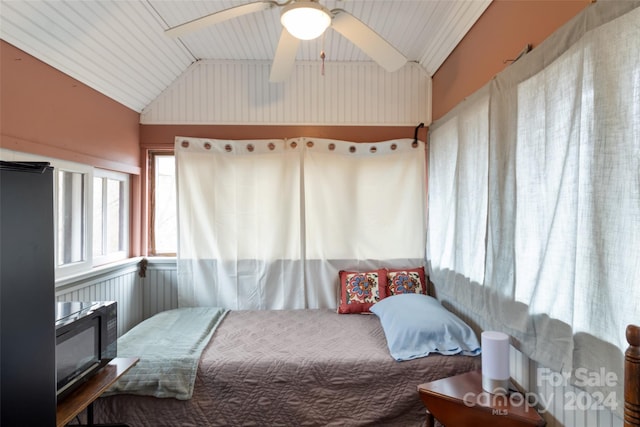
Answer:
xmin=417 ymin=370 xmax=545 ymax=427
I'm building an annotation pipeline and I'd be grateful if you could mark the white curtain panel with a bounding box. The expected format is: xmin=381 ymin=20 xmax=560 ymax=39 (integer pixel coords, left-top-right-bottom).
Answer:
xmin=427 ymin=90 xmax=489 ymax=287
xmin=176 ymin=139 xmax=303 ymax=309
xmin=304 ymin=138 xmax=427 ymax=307
xmin=176 ymin=136 xmax=426 ymax=310
xmin=427 ymin=1 xmax=640 ymax=413
xmin=491 ymin=3 xmax=640 ymax=376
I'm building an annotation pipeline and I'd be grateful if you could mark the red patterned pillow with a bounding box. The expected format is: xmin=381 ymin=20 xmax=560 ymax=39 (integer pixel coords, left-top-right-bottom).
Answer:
xmin=387 ymin=267 xmax=427 ymax=296
xmin=337 ymin=269 xmax=389 ymax=314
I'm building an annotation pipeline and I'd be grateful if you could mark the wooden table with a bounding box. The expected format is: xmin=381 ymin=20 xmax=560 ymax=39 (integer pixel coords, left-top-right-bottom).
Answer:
xmin=417 ymin=370 xmax=545 ymax=427
xmin=56 ymin=357 xmax=139 ymax=427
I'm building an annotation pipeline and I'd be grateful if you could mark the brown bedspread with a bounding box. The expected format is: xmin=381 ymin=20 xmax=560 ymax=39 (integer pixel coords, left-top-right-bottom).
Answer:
xmin=94 ymin=309 xmax=480 ymax=426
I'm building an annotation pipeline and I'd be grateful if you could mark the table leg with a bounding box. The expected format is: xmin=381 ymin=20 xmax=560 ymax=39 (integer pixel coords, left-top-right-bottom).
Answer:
xmin=426 ymin=409 xmax=435 ymax=427
xmin=71 ymin=403 xmax=129 ymax=427
xmin=87 ymin=403 xmax=94 ymax=426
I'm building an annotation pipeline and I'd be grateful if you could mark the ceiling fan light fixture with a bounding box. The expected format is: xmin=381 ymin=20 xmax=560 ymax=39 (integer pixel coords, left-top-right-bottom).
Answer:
xmin=280 ymin=2 xmax=331 ymax=41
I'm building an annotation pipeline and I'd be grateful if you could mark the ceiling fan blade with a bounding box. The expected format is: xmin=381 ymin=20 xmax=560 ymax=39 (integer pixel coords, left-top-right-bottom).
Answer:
xmin=166 ymin=1 xmax=274 ymax=38
xmin=330 ymin=10 xmax=407 ymax=72
xmin=269 ymin=29 xmax=300 ymax=83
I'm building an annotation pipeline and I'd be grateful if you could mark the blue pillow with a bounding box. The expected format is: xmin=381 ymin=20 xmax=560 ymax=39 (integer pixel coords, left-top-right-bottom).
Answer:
xmin=370 ymin=293 xmax=481 ymax=361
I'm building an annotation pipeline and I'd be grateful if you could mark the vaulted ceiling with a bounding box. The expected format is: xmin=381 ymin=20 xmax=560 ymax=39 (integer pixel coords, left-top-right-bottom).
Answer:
xmin=0 ymin=0 xmax=491 ymax=113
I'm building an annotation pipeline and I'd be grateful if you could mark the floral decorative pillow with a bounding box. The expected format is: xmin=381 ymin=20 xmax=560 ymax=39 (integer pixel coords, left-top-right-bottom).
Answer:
xmin=387 ymin=267 xmax=427 ymax=295
xmin=337 ymin=269 xmax=389 ymax=314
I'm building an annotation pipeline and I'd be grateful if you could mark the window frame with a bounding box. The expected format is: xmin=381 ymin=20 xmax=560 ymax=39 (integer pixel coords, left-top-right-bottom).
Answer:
xmin=148 ymin=150 xmax=176 ymax=256
xmin=54 ymin=159 xmax=93 ymax=278
xmin=92 ymin=168 xmax=130 ymax=267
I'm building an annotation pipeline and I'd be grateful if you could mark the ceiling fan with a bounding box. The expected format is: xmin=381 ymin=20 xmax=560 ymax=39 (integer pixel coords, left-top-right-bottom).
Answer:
xmin=165 ymin=0 xmax=407 ymax=82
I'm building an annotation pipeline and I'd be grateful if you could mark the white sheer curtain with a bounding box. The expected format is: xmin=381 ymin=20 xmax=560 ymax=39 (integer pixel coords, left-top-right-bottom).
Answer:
xmin=176 ymin=137 xmax=426 ymax=310
xmin=427 ymin=89 xmax=489 ymax=287
xmin=427 ymin=1 xmax=640 ymax=413
xmin=511 ymin=4 xmax=640 ymax=373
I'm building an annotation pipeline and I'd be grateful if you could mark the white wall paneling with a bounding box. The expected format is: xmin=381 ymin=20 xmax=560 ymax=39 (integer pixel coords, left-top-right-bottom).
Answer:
xmin=141 ymin=258 xmax=179 ymax=320
xmin=508 ymin=347 xmax=623 ymax=427
xmin=141 ymin=60 xmax=431 ymax=126
xmin=55 ymin=258 xmax=179 ymax=336
xmin=55 ymin=259 xmax=143 ymax=336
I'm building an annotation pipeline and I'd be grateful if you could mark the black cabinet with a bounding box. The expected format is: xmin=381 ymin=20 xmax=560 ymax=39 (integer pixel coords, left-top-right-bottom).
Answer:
xmin=1 ymin=161 xmax=56 ymax=426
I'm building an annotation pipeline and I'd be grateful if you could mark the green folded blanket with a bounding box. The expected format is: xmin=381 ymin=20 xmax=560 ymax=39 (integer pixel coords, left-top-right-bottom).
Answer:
xmin=105 ymin=306 xmax=228 ymax=400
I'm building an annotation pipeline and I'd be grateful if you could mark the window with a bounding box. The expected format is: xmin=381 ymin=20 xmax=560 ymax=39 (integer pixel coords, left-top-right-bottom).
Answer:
xmin=93 ymin=169 xmax=129 ymax=265
xmin=55 ymin=163 xmax=129 ymax=277
xmin=0 ymin=149 xmax=131 ymax=279
xmin=55 ymin=161 xmax=92 ymax=277
xmin=57 ymin=169 xmax=86 ymax=266
xmin=149 ymin=152 xmax=176 ymax=255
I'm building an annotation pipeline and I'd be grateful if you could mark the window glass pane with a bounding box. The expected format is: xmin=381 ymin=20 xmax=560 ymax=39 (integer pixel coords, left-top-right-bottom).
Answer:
xmin=106 ymin=178 xmax=123 ymax=253
xmin=154 ymin=155 xmax=177 ymax=254
xmin=93 ymin=177 xmax=104 ymax=257
xmin=57 ymin=170 xmax=85 ymax=265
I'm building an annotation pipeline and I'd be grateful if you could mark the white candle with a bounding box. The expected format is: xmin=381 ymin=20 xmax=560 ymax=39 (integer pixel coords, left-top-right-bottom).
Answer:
xmin=481 ymin=331 xmax=510 ymax=394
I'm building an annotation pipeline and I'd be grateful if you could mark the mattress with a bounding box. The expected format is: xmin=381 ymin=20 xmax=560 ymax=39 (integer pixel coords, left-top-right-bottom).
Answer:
xmin=94 ymin=309 xmax=480 ymax=426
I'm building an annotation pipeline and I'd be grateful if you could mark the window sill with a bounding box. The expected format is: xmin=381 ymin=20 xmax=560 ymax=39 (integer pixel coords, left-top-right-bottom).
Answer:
xmin=143 ymin=256 xmax=177 ymax=269
xmin=55 ymin=257 xmax=144 ymax=290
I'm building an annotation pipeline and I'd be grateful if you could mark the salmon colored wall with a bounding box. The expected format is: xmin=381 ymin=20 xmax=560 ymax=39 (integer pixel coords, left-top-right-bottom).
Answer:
xmin=0 ymin=41 xmax=140 ymax=174
xmin=0 ymin=40 xmax=142 ymax=256
xmin=431 ymin=0 xmax=590 ymax=121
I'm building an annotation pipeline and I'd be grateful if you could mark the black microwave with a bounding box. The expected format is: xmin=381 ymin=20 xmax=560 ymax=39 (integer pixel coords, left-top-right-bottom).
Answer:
xmin=55 ymin=301 xmax=117 ymax=401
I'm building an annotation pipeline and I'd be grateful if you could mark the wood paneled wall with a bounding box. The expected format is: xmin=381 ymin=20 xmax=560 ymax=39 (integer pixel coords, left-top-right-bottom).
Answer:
xmin=141 ymin=60 xmax=431 ymax=126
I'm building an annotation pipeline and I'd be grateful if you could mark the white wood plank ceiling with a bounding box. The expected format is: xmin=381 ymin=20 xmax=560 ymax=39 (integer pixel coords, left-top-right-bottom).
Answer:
xmin=0 ymin=0 xmax=491 ymax=113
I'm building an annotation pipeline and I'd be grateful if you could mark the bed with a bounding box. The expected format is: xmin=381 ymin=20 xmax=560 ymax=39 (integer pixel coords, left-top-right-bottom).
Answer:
xmin=92 ymin=297 xmax=482 ymax=427
xmin=89 ymin=307 xmax=640 ymax=427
